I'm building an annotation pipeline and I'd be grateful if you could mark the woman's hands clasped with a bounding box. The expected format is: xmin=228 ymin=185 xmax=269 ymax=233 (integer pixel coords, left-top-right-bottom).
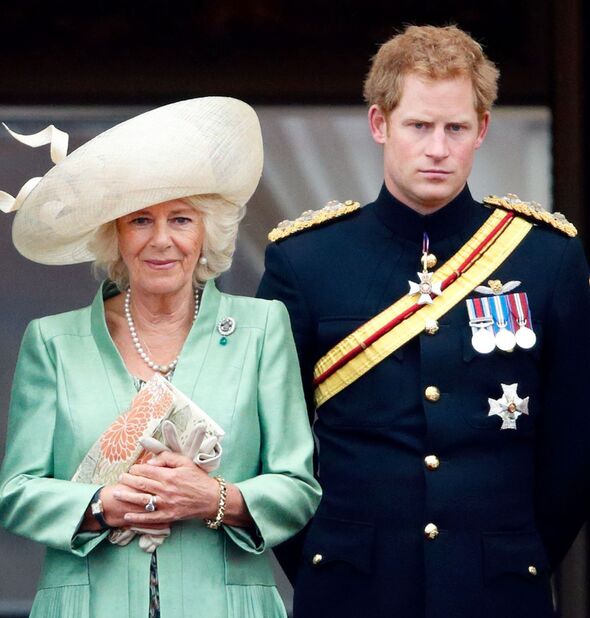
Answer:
xmin=113 ymin=452 xmax=219 ymax=526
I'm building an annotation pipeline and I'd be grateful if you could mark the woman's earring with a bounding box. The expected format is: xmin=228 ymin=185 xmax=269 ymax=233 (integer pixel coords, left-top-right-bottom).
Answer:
xmin=198 ymin=256 xmax=208 ymax=266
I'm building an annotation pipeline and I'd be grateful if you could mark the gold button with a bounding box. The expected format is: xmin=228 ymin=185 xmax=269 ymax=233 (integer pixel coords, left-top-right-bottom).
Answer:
xmin=421 ymin=253 xmax=437 ymax=269
xmin=312 ymin=553 xmax=323 ymax=565
xmin=424 ymin=523 xmax=439 ymax=540
xmin=424 ymin=386 xmax=441 ymax=402
xmin=424 ymin=319 xmax=439 ymax=335
xmin=424 ymin=455 xmax=440 ymax=470
xmin=528 ymin=565 xmax=538 ymax=576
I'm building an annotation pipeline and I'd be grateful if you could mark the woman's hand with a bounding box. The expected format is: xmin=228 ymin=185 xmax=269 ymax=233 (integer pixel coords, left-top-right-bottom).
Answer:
xmin=116 ymin=452 xmax=220 ymax=526
xmin=116 ymin=451 xmax=254 ymax=528
xmin=102 ymin=484 xmax=173 ymax=529
xmin=80 ymin=483 xmax=166 ymax=532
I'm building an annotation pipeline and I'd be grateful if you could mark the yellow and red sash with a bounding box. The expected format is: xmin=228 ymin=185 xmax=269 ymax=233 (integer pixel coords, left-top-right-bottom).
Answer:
xmin=313 ymin=209 xmax=533 ymax=408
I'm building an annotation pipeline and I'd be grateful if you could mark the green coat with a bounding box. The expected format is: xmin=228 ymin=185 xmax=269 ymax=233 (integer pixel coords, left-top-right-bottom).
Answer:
xmin=0 ymin=281 xmax=321 ymax=618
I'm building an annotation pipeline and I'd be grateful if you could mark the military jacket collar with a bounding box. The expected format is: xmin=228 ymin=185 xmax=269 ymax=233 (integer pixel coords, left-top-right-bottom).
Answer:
xmin=372 ymin=184 xmax=477 ymax=244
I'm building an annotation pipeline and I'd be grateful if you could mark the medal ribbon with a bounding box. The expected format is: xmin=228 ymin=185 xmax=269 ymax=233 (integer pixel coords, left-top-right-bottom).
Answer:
xmin=507 ymin=292 xmax=533 ymax=327
xmin=466 ymin=296 xmax=493 ymax=323
xmin=313 ymin=210 xmax=533 ymax=408
xmin=490 ymin=294 xmax=515 ymax=331
xmin=422 ymin=232 xmax=429 ymax=269
xmin=466 ymin=297 xmax=478 ymax=322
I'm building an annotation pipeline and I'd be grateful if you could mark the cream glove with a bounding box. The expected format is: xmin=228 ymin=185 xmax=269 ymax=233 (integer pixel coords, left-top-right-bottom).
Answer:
xmin=109 ymin=526 xmax=171 ymax=554
xmin=140 ymin=420 xmax=222 ymax=472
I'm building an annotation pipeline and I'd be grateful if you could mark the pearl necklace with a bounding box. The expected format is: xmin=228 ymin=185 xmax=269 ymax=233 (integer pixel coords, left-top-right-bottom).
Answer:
xmin=124 ymin=287 xmax=200 ymax=374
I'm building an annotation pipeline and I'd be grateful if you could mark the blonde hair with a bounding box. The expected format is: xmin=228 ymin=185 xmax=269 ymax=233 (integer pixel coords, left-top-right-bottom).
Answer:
xmin=363 ymin=25 xmax=499 ymax=119
xmin=90 ymin=194 xmax=246 ymax=290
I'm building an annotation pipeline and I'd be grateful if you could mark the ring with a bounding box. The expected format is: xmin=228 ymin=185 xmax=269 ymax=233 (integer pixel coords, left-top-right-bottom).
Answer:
xmin=145 ymin=495 xmax=157 ymax=512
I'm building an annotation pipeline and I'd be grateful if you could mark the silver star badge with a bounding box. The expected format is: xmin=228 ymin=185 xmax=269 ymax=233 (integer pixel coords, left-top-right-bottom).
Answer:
xmin=488 ymin=383 xmax=529 ymax=429
xmin=408 ymin=272 xmax=443 ymax=305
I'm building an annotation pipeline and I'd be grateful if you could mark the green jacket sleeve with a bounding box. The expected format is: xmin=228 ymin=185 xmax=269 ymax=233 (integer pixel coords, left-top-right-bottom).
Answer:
xmin=225 ymin=300 xmax=321 ymax=553
xmin=0 ymin=319 xmax=106 ymax=555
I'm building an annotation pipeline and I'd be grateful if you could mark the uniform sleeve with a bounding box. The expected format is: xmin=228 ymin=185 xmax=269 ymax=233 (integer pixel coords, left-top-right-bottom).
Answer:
xmin=535 ymin=237 xmax=590 ymax=568
xmin=257 ymin=241 xmax=316 ymax=420
xmin=0 ymin=320 xmax=106 ymax=555
xmin=224 ymin=300 xmax=321 ymax=554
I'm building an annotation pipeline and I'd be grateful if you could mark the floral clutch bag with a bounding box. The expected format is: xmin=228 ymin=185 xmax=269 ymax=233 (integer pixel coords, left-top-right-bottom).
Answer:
xmin=73 ymin=373 xmax=225 ymax=485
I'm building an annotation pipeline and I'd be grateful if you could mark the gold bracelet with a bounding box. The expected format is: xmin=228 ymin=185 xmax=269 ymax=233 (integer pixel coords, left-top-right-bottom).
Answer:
xmin=205 ymin=476 xmax=227 ymax=530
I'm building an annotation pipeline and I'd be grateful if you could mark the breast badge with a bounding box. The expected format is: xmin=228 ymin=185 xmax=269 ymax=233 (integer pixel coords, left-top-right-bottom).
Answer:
xmin=488 ymin=383 xmax=530 ymax=429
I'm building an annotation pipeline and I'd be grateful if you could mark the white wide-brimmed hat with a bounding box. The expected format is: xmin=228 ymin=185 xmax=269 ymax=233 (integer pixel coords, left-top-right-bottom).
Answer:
xmin=0 ymin=97 xmax=263 ymax=264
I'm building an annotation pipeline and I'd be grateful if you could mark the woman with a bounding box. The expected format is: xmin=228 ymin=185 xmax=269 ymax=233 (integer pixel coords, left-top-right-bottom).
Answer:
xmin=0 ymin=97 xmax=321 ymax=618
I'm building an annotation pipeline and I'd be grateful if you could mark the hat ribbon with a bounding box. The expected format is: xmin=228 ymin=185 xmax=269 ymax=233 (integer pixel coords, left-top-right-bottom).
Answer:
xmin=0 ymin=123 xmax=69 ymax=213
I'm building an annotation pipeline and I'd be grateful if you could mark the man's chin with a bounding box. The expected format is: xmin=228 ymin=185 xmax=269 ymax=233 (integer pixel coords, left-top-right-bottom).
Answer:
xmin=415 ymin=184 xmax=463 ymax=208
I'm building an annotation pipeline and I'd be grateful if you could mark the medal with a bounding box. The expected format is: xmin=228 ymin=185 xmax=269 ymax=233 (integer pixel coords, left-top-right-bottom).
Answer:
xmin=515 ymin=326 xmax=536 ymax=349
xmin=466 ymin=298 xmax=496 ymax=354
xmin=507 ymin=292 xmax=537 ymax=350
xmin=491 ymin=295 xmax=516 ymax=352
xmin=495 ymin=327 xmax=516 ymax=352
xmin=472 ymin=326 xmax=496 ymax=354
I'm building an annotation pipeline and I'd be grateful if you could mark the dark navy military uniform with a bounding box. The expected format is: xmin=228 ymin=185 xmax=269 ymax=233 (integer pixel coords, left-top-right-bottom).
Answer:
xmin=257 ymin=185 xmax=590 ymax=618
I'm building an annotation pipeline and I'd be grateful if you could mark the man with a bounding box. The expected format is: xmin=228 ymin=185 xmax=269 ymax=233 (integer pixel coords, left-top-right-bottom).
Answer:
xmin=258 ymin=25 xmax=590 ymax=618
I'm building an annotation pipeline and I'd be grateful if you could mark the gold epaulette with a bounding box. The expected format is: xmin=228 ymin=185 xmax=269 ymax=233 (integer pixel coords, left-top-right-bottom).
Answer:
xmin=268 ymin=200 xmax=361 ymax=242
xmin=484 ymin=194 xmax=577 ymax=238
